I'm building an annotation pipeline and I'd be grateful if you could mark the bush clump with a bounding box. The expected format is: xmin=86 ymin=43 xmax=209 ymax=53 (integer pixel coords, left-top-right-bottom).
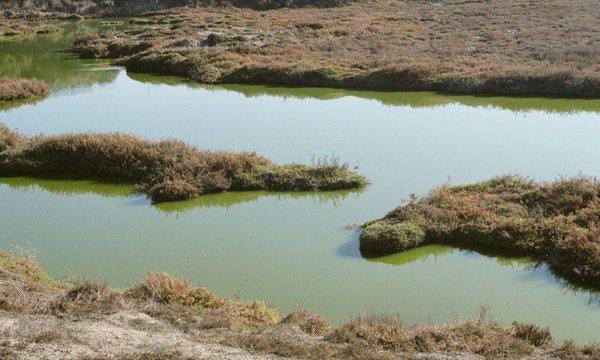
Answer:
xmin=0 ymin=125 xmax=367 ymax=202
xmin=126 ymin=272 xmax=279 ymax=327
xmin=283 ymin=307 xmax=331 ymax=335
xmin=360 ymin=175 xmax=600 ymax=288
xmin=0 ymin=78 xmax=49 ymax=102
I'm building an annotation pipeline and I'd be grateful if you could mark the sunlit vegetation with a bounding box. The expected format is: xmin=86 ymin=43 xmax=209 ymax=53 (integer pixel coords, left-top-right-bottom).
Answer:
xmin=70 ymin=0 xmax=600 ymax=97
xmin=2 ymin=251 xmax=599 ymax=359
xmin=0 ymin=77 xmax=49 ymax=101
xmin=0 ymin=124 xmax=367 ymax=202
xmin=360 ymin=175 xmax=600 ymax=289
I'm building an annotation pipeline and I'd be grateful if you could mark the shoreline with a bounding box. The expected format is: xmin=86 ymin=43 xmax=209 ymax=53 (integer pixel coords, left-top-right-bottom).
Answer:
xmin=1 ymin=251 xmax=599 ymax=359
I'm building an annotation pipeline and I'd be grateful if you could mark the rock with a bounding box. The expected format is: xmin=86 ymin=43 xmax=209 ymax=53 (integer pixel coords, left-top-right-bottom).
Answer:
xmin=202 ymin=33 xmax=221 ymax=47
xmin=173 ymin=38 xmax=199 ymax=48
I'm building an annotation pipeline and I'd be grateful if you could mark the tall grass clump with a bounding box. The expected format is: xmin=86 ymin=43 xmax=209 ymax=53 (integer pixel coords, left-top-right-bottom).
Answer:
xmin=0 ymin=125 xmax=367 ymax=202
xmin=0 ymin=78 xmax=49 ymax=102
xmin=360 ymin=175 xmax=600 ymax=288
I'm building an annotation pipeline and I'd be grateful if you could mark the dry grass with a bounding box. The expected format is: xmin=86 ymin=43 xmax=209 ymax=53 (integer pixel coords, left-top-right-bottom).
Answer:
xmin=0 ymin=124 xmax=367 ymax=202
xmin=283 ymin=306 xmax=331 ymax=335
xmin=0 ymin=252 xmax=599 ymax=359
xmin=126 ymin=272 xmax=280 ymax=328
xmin=0 ymin=78 xmax=49 ymax=102
xmin=327 ymin=312 xmax=536 ymax=357
xmin=70 ymin=0 xmax=600 ymax=97
xmin=0 ymin=0 xmax=354 ymax=18
xmin=360 ymin=175 xmax=600 ymax=289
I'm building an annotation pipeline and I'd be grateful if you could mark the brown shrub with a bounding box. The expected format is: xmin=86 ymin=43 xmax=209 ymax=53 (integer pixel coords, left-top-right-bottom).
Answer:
xmin=283 ymin=306 xmax=331 ymax=335
xmin=328 ymin=312 xmax=534 ymax=358
xmin=361 ymin=175 xmax=600 ymax=288
xmin=511 ymin=322 xmax=553 ymax=347
xmin=126 ymin=272 xmax=216 ymax=307
xmin=0 ymin=126 xmax=367 ymax=202
xmin=127 ymin=272 xmax=279 ymax=328
xmin=50 ymin=278 xmax=121 ymax=316
xmin=0 ymin=78 xmax=49 ymax=101
xmin=71 ymin=1 xmax=600 ymax=97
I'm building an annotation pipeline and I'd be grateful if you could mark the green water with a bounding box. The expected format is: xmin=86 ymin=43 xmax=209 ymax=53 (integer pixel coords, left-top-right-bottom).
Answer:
xmin=2 ymin=22 xmax=600 ymax=342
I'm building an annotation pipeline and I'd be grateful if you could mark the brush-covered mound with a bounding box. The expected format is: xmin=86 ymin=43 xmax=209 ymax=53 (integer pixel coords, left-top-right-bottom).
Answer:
xmin=360 ymin=175 xmax=600 ymax=288
xmin=0 ymin=124 xmax=367 ymax=202
xmin=72 ymin=1 xmax=600 ymax=98
xmin=0 ymin=78 xmax=49 ymax=101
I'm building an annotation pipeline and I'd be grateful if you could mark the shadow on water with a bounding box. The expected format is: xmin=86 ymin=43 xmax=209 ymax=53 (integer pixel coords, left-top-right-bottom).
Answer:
xmin=336 ymin=232 xmax=600 ymax=304
xmin=127 ymin=73 xmax=600 ymax=114
xmin=0 ymin=176 xmax=363 ymax=214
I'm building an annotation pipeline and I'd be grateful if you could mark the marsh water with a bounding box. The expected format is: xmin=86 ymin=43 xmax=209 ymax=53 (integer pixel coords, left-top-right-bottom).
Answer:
xmin=2 ymin=22 xmax=600 ymax=342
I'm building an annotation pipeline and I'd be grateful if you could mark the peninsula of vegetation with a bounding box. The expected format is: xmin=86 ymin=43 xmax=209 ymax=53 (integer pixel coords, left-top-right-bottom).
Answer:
xmin=1 ymin=251 xmax=599 ymax=359
xmin=0 ymin=78 xmax=49 ymax=102
xmin=360 ymin=175 xmax=600 ymax=289
xmin=0 ymin=124 xmax=366 ymax=202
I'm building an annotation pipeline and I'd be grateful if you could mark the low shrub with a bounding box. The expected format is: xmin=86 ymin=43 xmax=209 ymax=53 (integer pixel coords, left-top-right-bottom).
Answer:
xmin=360 ymin=175 xmax=600 ymax=288
xmin=0 ymin=78 xmax=49 ymax=102
xmin=126 ymin=272 xmax=279 ymax=327
xmin=511 ymin=322 xmax=553 ymax=347
xmin=0 ymin=125 xmax=367 ymax=202
xmin=283 ymin=307 xmax=331 ymax=335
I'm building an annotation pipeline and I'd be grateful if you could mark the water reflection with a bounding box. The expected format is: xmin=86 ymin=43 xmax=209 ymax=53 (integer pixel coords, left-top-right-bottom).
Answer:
xmin=127 ymin=72 xmax=600 ymax=114
xmin=0 ymin=176 xmax=362 ymax=214
xmin=363 ymin=241 xmax=600 ymax=306
xmin=0 ymin=21 xmax=120 ymax=95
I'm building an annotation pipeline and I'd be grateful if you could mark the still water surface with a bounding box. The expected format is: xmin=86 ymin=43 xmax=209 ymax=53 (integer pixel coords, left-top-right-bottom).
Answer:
xmin=2 ymin=22 xmax=600 ymax=342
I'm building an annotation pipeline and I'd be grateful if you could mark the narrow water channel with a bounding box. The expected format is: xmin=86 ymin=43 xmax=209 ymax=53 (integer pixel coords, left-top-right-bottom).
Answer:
xmin=2 ymin=21 xmax=600 ymax=342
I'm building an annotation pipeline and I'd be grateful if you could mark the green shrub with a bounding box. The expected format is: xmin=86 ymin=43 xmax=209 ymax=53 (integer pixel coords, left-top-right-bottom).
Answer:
xmin=360 ymin=221 xmax=426 ymax=255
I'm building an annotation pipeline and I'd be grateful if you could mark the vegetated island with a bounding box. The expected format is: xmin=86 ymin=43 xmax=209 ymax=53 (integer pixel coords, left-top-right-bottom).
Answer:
xmin=64 ymin=0 xmax=600 ymax=98
xmin=1 ymin=251 xmax=599 ymax=359
xmin=0 ymin=77 xmax=50 ymax=102
xmin=360 ymin=175 xmax=600 ymax=290
xmin=0 ymin=124 xmax=367 ymax=202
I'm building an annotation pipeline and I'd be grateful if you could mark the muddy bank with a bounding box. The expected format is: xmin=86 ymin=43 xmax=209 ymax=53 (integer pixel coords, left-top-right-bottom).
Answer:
xmin=1 ymin=251 xmax=599 ymax=359
xmin=72 ymin=1 xmax=600 ymax=98
xmin=360 ymin=175 xmax=600 ymax=290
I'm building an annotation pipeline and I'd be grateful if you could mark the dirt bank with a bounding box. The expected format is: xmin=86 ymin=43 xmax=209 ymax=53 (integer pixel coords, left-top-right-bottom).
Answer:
xmin=1 ymin=251 xmax=599 ymax=359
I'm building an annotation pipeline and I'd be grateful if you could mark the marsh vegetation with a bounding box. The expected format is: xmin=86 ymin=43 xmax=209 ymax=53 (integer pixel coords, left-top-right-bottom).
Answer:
xmin=360 ymin=175 xmax=600 ymax=289
xmin=2 ymin=251 xmax=599 ymax=359
xmin=0 ymin=77 xmax=49 ymax=101
xmin=71 ymin=0 xmax=600 ymax=97
xmin=0 ymin=124 xmax=367 ymax=202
